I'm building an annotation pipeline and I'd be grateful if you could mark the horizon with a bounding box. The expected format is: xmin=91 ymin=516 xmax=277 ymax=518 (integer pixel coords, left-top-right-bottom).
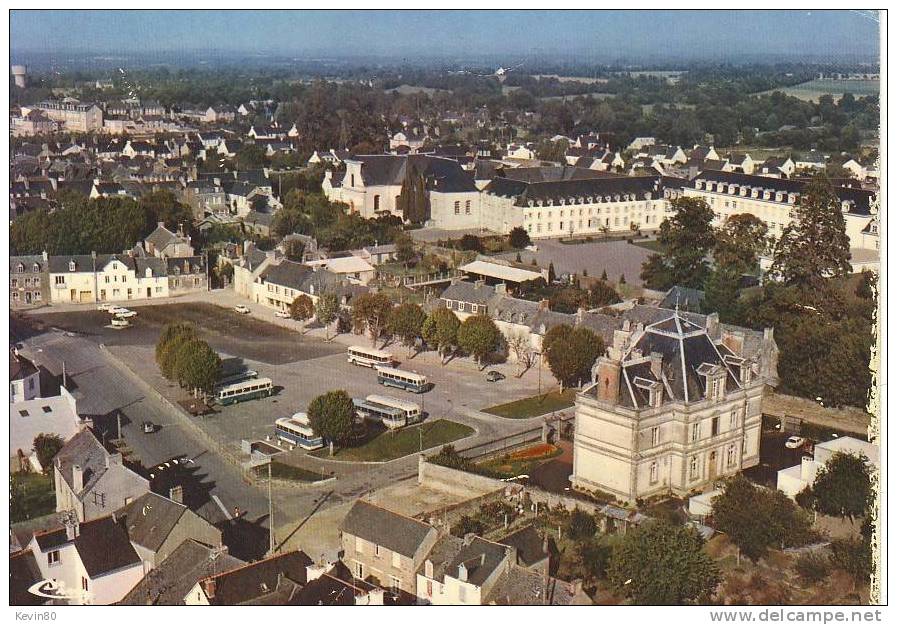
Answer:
xmin=11 ymin=10 xmax=881 ymax=66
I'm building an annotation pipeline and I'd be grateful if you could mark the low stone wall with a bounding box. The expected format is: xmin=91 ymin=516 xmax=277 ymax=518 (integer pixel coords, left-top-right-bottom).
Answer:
xmin=418 ymin=455 xmax=506 ymax=493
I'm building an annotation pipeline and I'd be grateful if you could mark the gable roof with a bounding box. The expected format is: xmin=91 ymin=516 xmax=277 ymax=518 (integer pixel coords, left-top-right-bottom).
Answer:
xmin=32 ymin=516 xmax=141 ymax=578
xmin=498 ymin=525 xmax=547 ymax=567
xmin=197 ymin=550 xmax=312 ymax=605
xmin=340 ymin=500 xmax=435 ymax=559
xmin=447 ymin=536 xmax=510 ymax=586
xmin=115 ymin=492 xmax=188 ymax=553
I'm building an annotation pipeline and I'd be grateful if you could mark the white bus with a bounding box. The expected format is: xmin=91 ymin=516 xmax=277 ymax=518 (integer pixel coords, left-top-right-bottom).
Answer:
xmin=347 ymin=345 xmax=396 ymax=368
xmin=353 ymin=394 xmax=423 ymax=429
xmin=375 ymin=366 xmax=429 ymax=393
xmin=216 ymin=377 xmax=273 ymax=405
xmin=274 ymin=413 xmax=324 ymax=450
xmin=216 ymin=370 xmax=259 ymax=388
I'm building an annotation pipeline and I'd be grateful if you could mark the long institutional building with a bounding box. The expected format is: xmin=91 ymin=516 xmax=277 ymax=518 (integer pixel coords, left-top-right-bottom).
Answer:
xmin=324 ymin=156 xmax=879 ymax=256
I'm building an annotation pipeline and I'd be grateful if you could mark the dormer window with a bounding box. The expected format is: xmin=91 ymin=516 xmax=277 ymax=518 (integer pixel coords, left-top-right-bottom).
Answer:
xmin=145 ymin=267 xmax=152 ymax=278
xmin=17 ymin=263 xmax=24 ymax=273
xmin=68 ymin=260 xmax=76 ymax=272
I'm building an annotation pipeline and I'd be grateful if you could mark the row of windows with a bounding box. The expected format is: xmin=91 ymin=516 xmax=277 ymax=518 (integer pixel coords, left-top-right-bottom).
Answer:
xmin=526 ymin=214 xmax=659 ymax=234
xmin=453 ymin=200 xmax=472 ymax=215
xmin=647 ymin=410 xmax=740 ymax=447
xmin=17 ymin=404 xmax=53 ymax=417
xmin=10 ymin=291 xmax=42 ymax=301
xmin=13 ymin=263 xmax=41 ymax=273
xmin=355 ymin=537 xmax=404 ymax=568
xmin=525 ymin=203 xmax=657 ymax=220
xmin=444 ymin=299 xmax=482 ymax=314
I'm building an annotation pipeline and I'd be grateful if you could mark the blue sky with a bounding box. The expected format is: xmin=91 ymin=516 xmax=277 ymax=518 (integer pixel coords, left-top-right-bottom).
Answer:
xmin=10 ymin=10 xmax=880 ymax=60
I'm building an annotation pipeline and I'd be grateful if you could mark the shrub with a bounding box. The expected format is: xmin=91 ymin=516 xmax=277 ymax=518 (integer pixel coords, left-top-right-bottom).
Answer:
xmin=451 ymin=515 xmax=485 ymax=538
xmin=566 ymin=508 xmax=598 ymax=541
xmin=794 ymin=551 xmax=831 ymax=583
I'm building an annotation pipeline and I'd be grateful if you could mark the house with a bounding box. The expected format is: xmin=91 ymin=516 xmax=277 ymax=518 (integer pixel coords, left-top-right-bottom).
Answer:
xmin=10 ymin=252 xmax=50 ymax=307
xmin=201 ymin=106 xmax=236 ymax=124
xmin=458 ymin=260 xmax=544 ymax=289
xmin=795 ymin=152 xmax=828 ymax=171
xmin=352 ymin=243 xmax=397 ymax=265
xmin=122 ymin=140 xmax=155 ymax=159
xmin=497 ymin=525 xmax=550 ymax=575
xmin=166 ymin=256 xmax=208 ymax=295
xmin=144 ymin=222 xmax=195 ymax=258
xmin=627 ymin=137 xmax=656 ymax=152
xmin=35 ymin=100 xmax=103 ymax=132
xmin=723 ymin=153 xmax=754 ymax=175
xmin=118 ymin=540 xmax=244 ymax=605
xmin=53 ymin=429 xmax=150 ymax=522
xmin=305 ymin=255 xmax=376 ymax=285
xmin=689 ymin=145 xmax=721 ymax=162
xmin=184 ymin=550 xmax=313 ymax=605
xmin=842 ymin=158 xmax=867 ymax=180
xmin=416 ymin=534 xmax=512 ymax=605
xmin=252 ymin=258 xmax=363 ymax=313
xmin=10 ymin=549 xmax=46 ymax=605
xmin=115 ymin=491 xmax=223 ymax=572
xmin=339 ymin=500 xmax=440 ymax=595
xmin=10 ymin=349 xmax=85 ymax=472
xmin=572 ymin=310 xmax=779 ymax=502
xmin=777 ymin=436 xmax=879 ymax=499
xmin=757 ymin=156 xmax=796 ymax=178
xmin=12 ymin=109 xmax=56 ymax=136
xmin=27 ymin=514 xmax=144 ymax=604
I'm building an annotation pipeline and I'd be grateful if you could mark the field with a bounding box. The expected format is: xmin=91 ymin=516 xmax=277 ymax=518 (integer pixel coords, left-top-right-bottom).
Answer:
xmin=11 ymin=472 xmax=56 ymax=523
xmin=260 ymin=461 xmax=325 ymax=482
xmin=483 ymin=389 xmax=576 ymax=419
xmin=757 ymin=79 xmax=879 ymax=102
xmin=311 ymin=419 xmax=474 ymax=462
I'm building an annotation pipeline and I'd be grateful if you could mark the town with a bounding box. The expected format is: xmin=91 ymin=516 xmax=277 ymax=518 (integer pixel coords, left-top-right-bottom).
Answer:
xmin=8 ymin=10 xmax=882 ymax=609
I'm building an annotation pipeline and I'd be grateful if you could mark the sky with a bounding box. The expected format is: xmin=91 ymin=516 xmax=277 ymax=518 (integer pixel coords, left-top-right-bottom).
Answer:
xmin=10 ymin=10 xmax=881 ymax=62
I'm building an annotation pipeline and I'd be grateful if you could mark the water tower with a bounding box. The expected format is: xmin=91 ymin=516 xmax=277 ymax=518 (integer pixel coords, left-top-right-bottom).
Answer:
xmin=11 ymin=65 xmax=27 ymax=88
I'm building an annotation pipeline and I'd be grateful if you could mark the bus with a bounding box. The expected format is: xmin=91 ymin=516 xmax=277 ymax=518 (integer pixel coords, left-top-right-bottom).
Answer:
xmin=215 ymin=377 xmax=273 ymax=405
xmin=274 ymin=413 xmax=324 ymax=450
xmin=353 ymin=394 xmax=423 ymax=430
xmin=216 ymin=370 xmax=258 ymax=388
xmin=375 ymin=366 xmax=429 ymax=393
xmin=347 ymin=345 xmax=396 ymax=368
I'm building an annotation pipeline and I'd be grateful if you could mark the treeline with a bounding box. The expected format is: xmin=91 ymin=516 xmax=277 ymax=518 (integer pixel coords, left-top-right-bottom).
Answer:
xmin=10 ymin=190 xmax=194 ymax=256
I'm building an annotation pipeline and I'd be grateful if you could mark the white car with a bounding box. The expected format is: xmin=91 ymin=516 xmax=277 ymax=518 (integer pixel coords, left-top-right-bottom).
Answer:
xmin=97 ymin=302 xmax=114 ymax=311
xmin=234 ymin=305 xmax=251 ymax=314
xmin=275 ymin=310 xmax=290 ymax=319
xmin=114 ymin=308 xmax=137 ymax=318
xmin=784 ymin=436 xmax=807 ymax=449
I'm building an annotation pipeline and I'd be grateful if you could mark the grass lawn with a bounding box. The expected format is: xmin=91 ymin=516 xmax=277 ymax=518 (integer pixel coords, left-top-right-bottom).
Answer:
xmin=632 ymin=239 xmax=666 ymax=253
xmin=11 ymin=472 xmax=55 ymax=523
xmin=312 ymin=419 xmax=474 ymax=462
xmin=475 ymin=443 xmax=563 ymax=478
xmin=260 ymin=461 xmax=324 ymax=482
xmin=483 ymin=389 xmax=576 ymax=419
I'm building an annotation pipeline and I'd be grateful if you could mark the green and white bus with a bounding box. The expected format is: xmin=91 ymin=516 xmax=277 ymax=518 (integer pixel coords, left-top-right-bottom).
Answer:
xmin=216 ymin=377 xmax=273 ymax=405
xmin=353 ymin=394 xmax=423 ymax=430
xmin=375 ymin=366 xmax=429 ymax=393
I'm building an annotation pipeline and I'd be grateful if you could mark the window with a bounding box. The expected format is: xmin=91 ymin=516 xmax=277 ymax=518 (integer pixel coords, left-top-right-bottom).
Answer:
xmin=690 ymin=456 xmax=699 ymax=480
xmin=11 ymin=279 xmax=17 ymax=288
xmin=727 ymin=444 xmax=737 ymax=468
xmin=373 ymin=195 xmax=380 ymax=211
xmin=691 ymin=422 xmax=700 ymax=442
xmin=651 ymin=427 xmax=659 ymax=446
xmin=649 ymin=461 xmax=658 ymax=483
xmin=54 ymin=276 xmax=65 ymax=285
xmin=42 ymin=405 xmax=52 ymax=414
xmin=48 ymin=550 xmax=60 ymax=566
xmin=81 ymin=577 xmax=89 ymax=592
xmin=730 ymin=410 xmax=738 ymax=428
xmin=390 ymin=576 xmax=401 ymax=592
xmin=465 ymin=200 xmax=471 ymax=214
xmin=19 ymin=410 xmax=29 ymax=417
xmin=374 ymin=544 xmax=381 ymax=556
xmin=711 ymin=417 xmax=719 ymax=436
xmin=354 ymin=561 xmax=364 ymax=579
xmin=68 ymin=261 xmax=76 ymax=272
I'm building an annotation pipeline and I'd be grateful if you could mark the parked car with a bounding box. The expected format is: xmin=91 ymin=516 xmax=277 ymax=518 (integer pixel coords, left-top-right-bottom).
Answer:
xmin=111 ymin=317 xmax=130 ymax=328
xmin=275 ymin=310 xmax=290 ymax=319
xmin=234 ymin=305 xmax=250 ymax=314
xmin=97 ymin=302 xmax=114 ymax=311
xmin=486 ymin=370 xmax=506 ymax=382
xmin=785 ymin=436 xmax=807 ymax=449
xmin=142 ymin=421 xmax=155 ymax=434
xmin=110 ymin=307 xmax=136 ymax=317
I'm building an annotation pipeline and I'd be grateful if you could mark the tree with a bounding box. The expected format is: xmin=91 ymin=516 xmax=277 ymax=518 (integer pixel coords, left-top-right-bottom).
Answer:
xmin=351 ymin=292 xmax=394 ymax=345
xmin=33 ymin=433 xmax=64 ymax=471
xmin=457 ymin=314 xmax=501 ymax=369
xmin=702 ymin=266 xmax=742 ymax=323
xmin=577 ymin=540 xmax=612 ymax=583
xmin=548 ymin=262 xmax=557 ymax=284
xmin=394 ymin=231 xmax=416 ymax=266
xmin=459 ymin=234 xmax=483 ymax=252
xmin=810 ymin=453 xmax=873 ymax=520
xmin=283 ymin=238 xmax=306 ymax=262
xmin=714 ymin=213 xmax=769 ymax=274
xmin=388 ymin=302 xmax=426 ymax=356
xmin=396 ymin=167 xmax=428 ymax=224
xmin=235 ymin=143 xmax=268 ymax=170
xmin=769 ymin=176 xmax=852 ymax=290
xmin=173 ymin=339 xmax=222 ymax=396
xmin=289 ymin=294 xmax=315 ymax=331
xmin=607 ymin=519 xmax=720 ymax=605
xmin=588 ymin=280 xmax=621 ymax=308
xmin=830 ymin=537 xmax=873 ymax=587
xmin=506 ymin=331 xmax=533 ymax=377
xmin=509 ymin=226 xmax=531 ymax=249
xmin=155 ymin=322 xmax=199 ymax=380
xmin=641 ymin=197 xmax=715 ymax=289
xmin=315 ymin=292 xmax=340 ymax=340
xmin=711 ymin=474 xmax=813 ymax=563
xmin=542 ymin=325 xmax=604 ymax=390
xmin=451 ymin=515 xmax=485 ymax=538
xmin=422 ymin=308 xmax=461 ymax=364
xmin=566 ymin=509 xmax=597 ymax=541
xmin=307 ymin=390 xmax=355 ymax=447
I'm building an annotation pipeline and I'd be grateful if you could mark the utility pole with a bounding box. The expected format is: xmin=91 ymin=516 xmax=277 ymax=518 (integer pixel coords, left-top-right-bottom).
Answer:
xmin=267 ymin=459 xmax=275 ymax=556
xmin=117 ymin=411 xmax=122 ymax=441
xmin=537 ymin=352 xmax=542 ymax=395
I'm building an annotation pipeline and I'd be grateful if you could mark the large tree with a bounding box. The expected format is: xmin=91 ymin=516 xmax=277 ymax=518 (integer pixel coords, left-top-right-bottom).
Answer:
xmin=714 ymin=213 xmax=769 ymax=274
xmin=640 ymin=197 xmax=716 ymax=290
xmin=421 ymin=308 xmax=461 ymax=364
xmin=155 ymin=322 xmax=199 ymax=379
xmin=33 ymin=433 xmax=64 ymax=471
xmin=351 ymin=292 xmax=394 ymax=345
xmin=396 ymin=167 xmax=428 ymax=224
xmin=509 ymin=226 xmax=532 ymax=250
xmin=702 ymin=265 xmax=742 ymax=323
xmin=607 ymin=519 xmax=720 ymax=605
xmin=456 ymin=314 xmax=502 ymax=370
xmin=810 ymin=452 xmax=873 ymax=520
xmin=289 ymin=294 xmax=316 ymax=332
xmin=314 ymin=292 xmax=340 ymax=340
xmin=542 ymin=324 xmax=604 ymax=390
xmin=307 ymin=390 xmax=355 ymax=447
xmin=388 ymin=302 xmax=426 ymax=356
xmin=769 ymin=175 xmax=852 ymax=290
xmin=173 ymin=339 xmax=222 ymax=396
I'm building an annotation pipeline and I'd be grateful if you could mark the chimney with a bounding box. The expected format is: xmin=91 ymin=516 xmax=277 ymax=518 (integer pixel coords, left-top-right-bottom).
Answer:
xmin=42 ymin=250 xmax=48 ymax=261
xmin=202 ymin=578 xmax=217 ymax=600
xmin=64 ymin=516 xmax=80 ymax=541
xmin=705 ymin=312 xmax=719 ymax=338
xmin=609 ymin=329 xmax=630 ymax=360
xmin=595 ymin=357 xmax=621 ymax=403
xmin=458 ymin=563 xmax=469 ymax=582
xmin=495 ymin=282 xmax=507 ymax=295
xmin=763 ymin=327 xmax=775 ymax=342
xmin=157 ymin=221 xmax=165 ymax=230
xmin=721 ymin=330 xmax=745 ymax=356
xmin=72 ymin=464 xmax=84 ymax=492
xmin=169 ymin=485 xmax=184 ymax=504
xmin=649 ymin=352 xmax=663 ymax=378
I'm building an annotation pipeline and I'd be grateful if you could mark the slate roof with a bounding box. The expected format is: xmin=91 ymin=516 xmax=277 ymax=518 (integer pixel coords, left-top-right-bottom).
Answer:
xmin=660 ymin=286 xmax=706 ymax=314
xmin=340 ymin=500 xmax=436 ymax=559
xmin=10 ymin=550 xmax=45 ymax=606
xmin=488 ymin=565 xmax=589 ymax=605
xmin=485 ymin=173 xmax=663 ymax=206
xmin=498 ymin=525 xmax=547 ymax=568
xmin=115 ymin=492 xmax=188 ymax=553
xmin=343 ymin=154 xmax=478 ymax=193
xmin=145 ymin=223 xmax=180 ymax=249
xmin=440 ymin=280 xmax=496 ymax=305
xmin=118 ymin=540 xmax=244 ymax=606
xmin=10 ymin=349 xmax=38 ymax=382
xmin=32 ymin=516 xmax=141 ymax=578
xmin=53 ymin=429 xmax=111 ymax=496
xmin=197 ymin=550 xmax=312 ymax=606
xmin=166 ymin=256 xmax=206 ymax=275
xmin=446 ymin=537 xmax=510 ymax=586
xmin=48 ymin=254 xmax=95 ymax=273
